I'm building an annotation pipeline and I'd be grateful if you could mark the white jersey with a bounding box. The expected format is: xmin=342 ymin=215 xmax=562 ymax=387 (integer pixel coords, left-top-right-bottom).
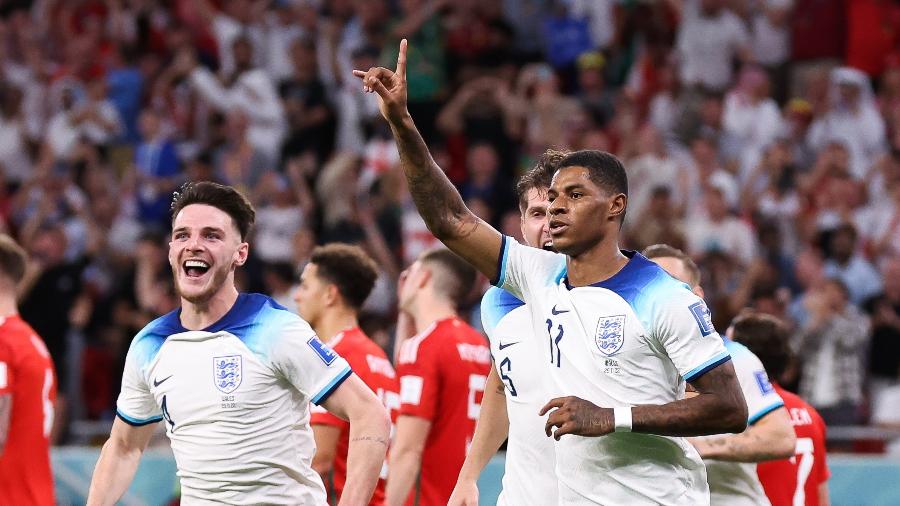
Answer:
xmin=116 ymin=293 xmax=352 ymax=505
xmin=704 ymin=340 xmax=784 ymax=506
xmin=496 ymin=237 xmax=732 ymax=505
xmin=481 ymin=286 xmax=558 ymax=506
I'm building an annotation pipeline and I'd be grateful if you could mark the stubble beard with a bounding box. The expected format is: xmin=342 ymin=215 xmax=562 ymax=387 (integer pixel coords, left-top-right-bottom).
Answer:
xmin=173 ymin=263 xmax=233 ymax=306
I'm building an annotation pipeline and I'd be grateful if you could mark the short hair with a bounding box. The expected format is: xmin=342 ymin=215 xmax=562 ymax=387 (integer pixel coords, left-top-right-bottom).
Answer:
xmin=420 ymin=248 xmax=477 ymax=308
xmin=556 ymin=150 xmax=628 ymax=223
xmin=170 ymin=182 xmax=256 ymax=240
xmin=309 ymin=243 xmax=379 ymax=310
xmin=729 ymin=312 xmax=791 ymax=381
xmin=516 ymin=149 xmax=569 ymax=211
xmin=0 ymin=234 xmax=26 ymax=284
xmin=642 ymin=243 xmax=701 ymax=288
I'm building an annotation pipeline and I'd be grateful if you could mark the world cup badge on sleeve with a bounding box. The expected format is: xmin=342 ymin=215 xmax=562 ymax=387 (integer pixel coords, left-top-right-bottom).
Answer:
xmin=595 ymin=315 xmax=626 ymax=356
xmin=214 ymin=355 xmax=243 ymax=394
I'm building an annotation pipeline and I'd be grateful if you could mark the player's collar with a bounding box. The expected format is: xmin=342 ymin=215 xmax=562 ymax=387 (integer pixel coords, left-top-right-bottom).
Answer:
xmin=562 ymin=250 xmax=645 ymax=290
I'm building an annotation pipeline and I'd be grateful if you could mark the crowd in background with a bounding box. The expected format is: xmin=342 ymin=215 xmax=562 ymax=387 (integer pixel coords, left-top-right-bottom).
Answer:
xmin=0 ymin=0 xmax=898 ymax=442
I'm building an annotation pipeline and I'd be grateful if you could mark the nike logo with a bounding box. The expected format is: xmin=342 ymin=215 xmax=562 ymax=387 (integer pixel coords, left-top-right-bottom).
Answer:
xmin=153 ymin=375 xmax=173 ymax=387
xmin=498 ymin=341 xmax=519 ymax=350
xmin=551 ymin=305 xmax=570 ymax=315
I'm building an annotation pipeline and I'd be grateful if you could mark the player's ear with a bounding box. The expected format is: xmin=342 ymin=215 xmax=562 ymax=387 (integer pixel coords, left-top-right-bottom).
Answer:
xmin=324 ymin=283 xmax=339 ymax=306
xmin=234 ymin=242 xmax=249 ymax=267
xmin=608 ymin=193 xmax=626 ymax=222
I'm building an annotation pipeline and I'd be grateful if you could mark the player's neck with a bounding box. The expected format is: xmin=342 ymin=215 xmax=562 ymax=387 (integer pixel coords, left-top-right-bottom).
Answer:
xmin=180 ymin=285 xmax=240 ymax=330
xmin=412 ymin=300 xmax=457 ymax=334
xmin=316 ymin=307 xmax=359 ymax=343
xmin=0 ymin=294 xmax=17 ymax=319
xmin=565 ymin=234 xmax=629 ymax=287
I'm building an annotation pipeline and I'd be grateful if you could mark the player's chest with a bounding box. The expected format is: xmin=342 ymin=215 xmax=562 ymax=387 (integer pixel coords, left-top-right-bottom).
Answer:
xmin=532 ymin=288 xmax=654 ymax=372
xmin=146 ymin=339 xmax=278 ymax=424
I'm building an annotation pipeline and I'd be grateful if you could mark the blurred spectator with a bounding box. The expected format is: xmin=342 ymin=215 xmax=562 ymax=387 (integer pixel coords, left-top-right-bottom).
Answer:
xmin=686 ymin=182 xmax=757 ymax=266
xmin=673 ymin=0 xmax=751 ymax=92
xmin=627 ymin=186 xmax=687 ymax=252
xmin=279 ymin=38 xmax=336 ymax=163
xmin=460 ymin=143 xmax=515 ymax=223
xmin=864 ymin=258 xmax=900 ymax=388
xmin=723 ymin=66 xmax=782 ymax=179
xmin=794 ymin=278 xmax=870 ymax=425
xmin=750 ymin=0 xmax=792 ymax=103
xmin=822 ymin=223 xmax=883 ymax=306
xmin=575 ymin=52 xmax=615 ymax=128
xmin=133 ymin=110 xmax=183 ymax=230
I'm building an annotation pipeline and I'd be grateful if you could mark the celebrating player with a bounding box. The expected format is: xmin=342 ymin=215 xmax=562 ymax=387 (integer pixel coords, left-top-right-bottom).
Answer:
xmin=643 ymin=244 xmax=796 ymax=506
xmin=387 ymin=248 xmax=491 ymax=506
xmin=293 ymin=243 xmax=400 ymax=505
xmin=87 ymin=182 xmax=390 ymax=505
xmin=0 ymin=234 xmax=57 ymax=506
xmin=733 ymin=312 xmax=830 ymax=506
xmin=449 ymin=151 xmax=565 ymax=506
xmin=357 ymin=40 xmax=747 ymax=505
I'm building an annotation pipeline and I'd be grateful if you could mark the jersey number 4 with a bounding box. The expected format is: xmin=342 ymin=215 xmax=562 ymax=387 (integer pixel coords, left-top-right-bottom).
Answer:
xmin=546 ymin=319 xmax=564 ymax=368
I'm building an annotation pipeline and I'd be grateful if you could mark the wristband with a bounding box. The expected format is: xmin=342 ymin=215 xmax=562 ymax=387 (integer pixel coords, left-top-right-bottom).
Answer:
xmin=613 ymin=406 xmax=632 ymax=432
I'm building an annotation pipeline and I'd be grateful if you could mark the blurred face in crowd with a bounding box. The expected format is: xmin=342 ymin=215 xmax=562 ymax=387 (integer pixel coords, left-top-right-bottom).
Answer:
xmin=883 ymin=259 xmax=900 ymax=301
xmin=468 ymin=144 xmax=499 ymax=184
xmin=30 ymin=227 xmax=67 ymax=266
xmin=232 ymin=37 xmax=254 ymax=71
xmin=169 ymin=204 xmax=248 ymax=305
xmin=138 ymin=111 xmax=161 ymax=140
xmin=547 ymin=166 xmax=624 ymax=257
xmin=704 ymin=187 xmax=728 ymax=221
xmin=294 ymin=262 xmax=331 ymax=329
xmin=829 ymin=227 xmax=856 ymax=263
xmin=520 ymin=187 xmax=553 ymax=251
xmin=700 ymin=0 xmax=724 ymax=15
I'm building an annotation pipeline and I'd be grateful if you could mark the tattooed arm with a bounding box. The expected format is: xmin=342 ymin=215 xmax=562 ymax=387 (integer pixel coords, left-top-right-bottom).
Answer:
xmin=353 ymin=40 xmax=503 ymax=280
xmin=689 ymin=406 xmax=795 ymax=461
xmin=322 ymin=374 xmax=391 ymax=506
xmin=542 ymin=362 xmax=748 ymax=439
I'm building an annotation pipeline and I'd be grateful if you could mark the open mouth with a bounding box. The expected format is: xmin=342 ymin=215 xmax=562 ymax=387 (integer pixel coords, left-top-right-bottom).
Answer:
xmin=549 ymin=220 xmax=568 ymax=236
xmin=542 ymin=239 xmax=554 ymax=251
xmin=183 ymin=259 xmax=211 ymax=278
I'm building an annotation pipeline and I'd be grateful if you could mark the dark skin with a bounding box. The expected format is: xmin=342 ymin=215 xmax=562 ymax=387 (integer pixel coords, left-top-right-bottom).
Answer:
xmin=355 ymin=40 xmax=748 ymax=440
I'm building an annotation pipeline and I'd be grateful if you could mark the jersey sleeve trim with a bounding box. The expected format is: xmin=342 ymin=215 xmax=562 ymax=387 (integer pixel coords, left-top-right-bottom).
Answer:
xmin=116 ymin=409 xmax=163 ymax=427
xmin=684 ymin=352 xmax=731 ymax=382
xmin=747 ymin=400 xmax=785 ymax=425
xmin=311 ymin=366 xmax=353 ymax=405
xmin=491 ymin=235 xmax=509 ymax=287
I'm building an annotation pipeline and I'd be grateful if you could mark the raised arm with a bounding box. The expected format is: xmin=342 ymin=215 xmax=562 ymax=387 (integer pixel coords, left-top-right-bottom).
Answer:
xmin=541 ymin=362 xmax=748 ymax=439
xmin=353 ymin=40 xmax=503 ymax=281
xmin=86 ymin=417 xmax=157 ymax=506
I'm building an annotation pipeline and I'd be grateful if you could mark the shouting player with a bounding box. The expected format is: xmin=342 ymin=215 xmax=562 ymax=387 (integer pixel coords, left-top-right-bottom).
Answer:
xmin=88 ymin=182 xmax=390 ymax=505
xmin=357 ymin=40 xmax=747 ymax=505
xmin=644 ymin=244 xmax=796 ymax=506
xmin=449 ymin=151 xmax=565 ymax=506
xmin=734 ymin=312 xmax=831 ymax=506
xmin=294 ymin=243 xmax=400 ymax=505
xmin=387 ymin=248 xmax=491 ymax=506
xmin=0 ymin=234 xmax=57 ymax=506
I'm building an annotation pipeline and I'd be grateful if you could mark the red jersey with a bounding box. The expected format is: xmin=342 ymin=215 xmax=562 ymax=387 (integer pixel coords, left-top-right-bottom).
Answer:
xmin=310 ymin=327 xmax=399 ymax=506
xmin=758 ymin=385 xmax=830 ymax=506
xmin=396 ymin=317 xmax=491 ymax=506
xmin=0 ymin=315 xmax=57 ymax=506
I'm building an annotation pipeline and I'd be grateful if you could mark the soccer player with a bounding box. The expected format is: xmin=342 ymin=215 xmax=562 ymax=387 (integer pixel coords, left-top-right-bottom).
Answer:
xmin=387 ymin=248 xmax=491 ymax=506
xmin=293 ymin=243 xmax=400 ymax=505
xmin=357 ymin=40 xmax=747 ymax=505
xmin=87 ymin=182 xmax=390 ymax=505
xmin=0 ymin=234 xmax=57 ymax=506
xmin=643 ymin=244 xmax=796 ymax=506
xmin=733 ymin=312 xmax=830 ymax=506
xmin=449 ymin=151 xmax=564 ymax=506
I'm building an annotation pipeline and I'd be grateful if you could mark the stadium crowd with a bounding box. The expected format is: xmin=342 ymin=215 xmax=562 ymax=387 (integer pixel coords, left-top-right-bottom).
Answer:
xmin=0 ymin=0 xmax=897 ymax=440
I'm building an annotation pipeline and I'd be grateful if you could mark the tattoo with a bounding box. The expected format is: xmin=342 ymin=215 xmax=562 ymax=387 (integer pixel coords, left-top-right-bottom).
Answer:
xmin=631 ymin=363 xmax=747 ymax=437
xmin=0 ymin=394 xmax=11 ymax=454
xmin=350 ymin=435 xmax=389 ymax=447
xmin=392 ymin=119 xmax=473 ymax=240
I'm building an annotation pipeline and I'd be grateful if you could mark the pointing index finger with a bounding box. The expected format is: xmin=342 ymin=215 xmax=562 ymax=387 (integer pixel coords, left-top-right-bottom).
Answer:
xmin=396 ymin=39 xmax=408 ymax=79
xmin=539 ymin=397 xmax=565 ymax=416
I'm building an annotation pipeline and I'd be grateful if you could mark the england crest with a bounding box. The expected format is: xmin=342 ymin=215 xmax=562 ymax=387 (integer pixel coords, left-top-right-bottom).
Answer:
xmin=213 ymin=355 xmax=243 ymax=394
xmin=595 ymin=315 xmax=626 ymax=356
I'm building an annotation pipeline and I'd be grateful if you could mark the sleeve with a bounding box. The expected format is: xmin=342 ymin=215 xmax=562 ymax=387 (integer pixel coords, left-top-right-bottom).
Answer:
xmin=310 ymin=402 xmax=350 ymax=430
xmin=495 ymin=235 xmax=566 ymax=302
xmin=652 ymin=290 xmax=731 ymax=383
xmin=0 ymin=342 xmax=12 ymax=396
xmin=269 ymin=319 xmax=352 ymax=406
xmin=728 ymin=344 xmax=784 ymax=425
xmin=396 ymin=339 xmax=440 ymax=421
xmin=115 ymin=343 xmax=163 ymax=426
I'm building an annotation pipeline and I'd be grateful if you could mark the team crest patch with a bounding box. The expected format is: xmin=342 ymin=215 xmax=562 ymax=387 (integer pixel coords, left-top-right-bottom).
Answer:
xmin=595 ymin=315 xmax=626 ymax=356
xmin=213 ymin=355 xmax=243 ymax=394
xmin=689 ymin=301 xmax=715 ymax=336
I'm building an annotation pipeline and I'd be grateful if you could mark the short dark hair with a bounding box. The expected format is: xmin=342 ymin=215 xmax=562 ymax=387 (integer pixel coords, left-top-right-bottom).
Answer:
xmin=0 ymin=234 xmax=26 ymax=284
xmin=516 ymin=149 xmax=569 ymax=211
xmin=171 ymin=182 xmax=256 ymax=240
xmin=556 ymin=150 xmax=628 ymax=223
xmin=642 ymin=243 xmax=701 ymax=288
xmin=420 ymin=248 xmax=477 ymax=308
xmin=310 ymin=243 xmax=379 ymax=310
xmin=730 ymin=312 xmax=791 ymax=381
